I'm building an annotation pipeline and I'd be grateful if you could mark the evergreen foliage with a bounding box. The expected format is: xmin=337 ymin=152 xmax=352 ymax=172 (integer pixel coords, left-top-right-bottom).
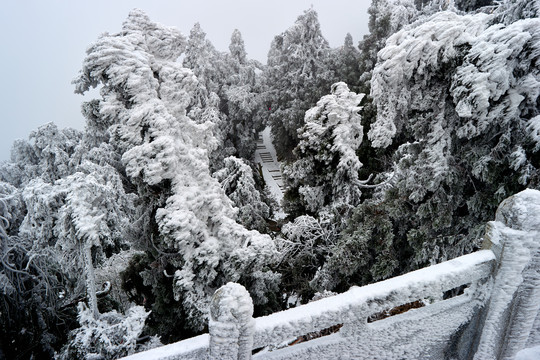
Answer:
xmin=329 ymin=34 xmax=362 ymax=92
xmin=1 ymin=2 xmax=539 ymax=357
xmin=282 ymin=82 xmax=365 ymax=218
xmin=214 ymin=156 xmax=272 ymax=233
xmin=223 ymin=29 xmax=267 ymax=160
xmin=365 ymin=8 xmax=540 ymax=270
xmin=264 ymin=8 xmax=338 ymax=160
xmin=0 ymin=193 xmax=75 ymax=359
xmin=73 ymin=9 xmax=279 ymax=338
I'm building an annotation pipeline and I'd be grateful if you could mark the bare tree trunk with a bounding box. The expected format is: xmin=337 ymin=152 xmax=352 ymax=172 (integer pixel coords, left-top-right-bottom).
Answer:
xmin=84 ymin=244 xmax=99 ymax=319
xmin=0 ymin=200 xmax=9 ymax=257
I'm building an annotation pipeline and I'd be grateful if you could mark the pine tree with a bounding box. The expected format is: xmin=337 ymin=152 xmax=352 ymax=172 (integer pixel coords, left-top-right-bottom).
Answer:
xmin=214 ymin=156 xmax=272 ymax=233
xmin=330 ymin=33 xmax=362 ymax=92
xmin=183 ymin=25 xmax=265 ymax=164
xmin=362 ymin=3 xmax=540 ymax=271
xmin=224 ymin=29 xmax=266 ymax=160
xmin=282 ymin=82 xmax=366 ymax=218
xmin=358 ymin=0 xmax=418 ymax=87
xmin=74 ymin=10 xmax=279 ymax=336
xmin=183 ymin=23 xmax=226 ymax=97
xmin=264 ymin=8 xmax=337 ymax=160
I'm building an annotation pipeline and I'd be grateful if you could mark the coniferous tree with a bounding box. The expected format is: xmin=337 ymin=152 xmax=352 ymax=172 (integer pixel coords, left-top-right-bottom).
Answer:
xmin=282 ymin=82 xmax=366 ymax=218
xmin=330 ymin=34 xmax=362 ymax=92
xmin=264 ymin=8 xmax=337 ymax=160
xmin=338 ymin=2 xmax=540 ymax=284
xmin=214 ymin=156 xmax=273 ymax=233
xmin=224 ymin=29 xmax=267 ymax=160
xmin=74 ymin=10 xmax=279 ymax=338
xmin=183 ymin=22 xmax=227 ymax=98
xmin=183 ymin=25 xmax=266 ymax=164
xmin=358 ymin=0 xmax=418 ymax=88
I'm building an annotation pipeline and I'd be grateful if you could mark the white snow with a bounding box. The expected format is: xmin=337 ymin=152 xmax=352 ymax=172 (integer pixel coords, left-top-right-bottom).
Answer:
xmin=474 ymin=189 xmax=540 ymax=359
xmin=118 ymin=249 xmax=495 ymax=360
xmin=253 ymin=249 xmax=495 ymax=348
xmin=120 ymin=334 xmax=209 ymax=360
xmin=516 ymin=345 xmax=540 ymax=360
xmin=116 ymin=187 xmax=540 ymax=360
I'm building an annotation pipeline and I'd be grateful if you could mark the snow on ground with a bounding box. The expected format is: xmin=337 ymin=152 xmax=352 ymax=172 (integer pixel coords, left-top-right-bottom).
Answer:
xmin=516 ymin=345 xmax=540 ymax=360
xmin=255 ymin=127 xmax=286 ymax=219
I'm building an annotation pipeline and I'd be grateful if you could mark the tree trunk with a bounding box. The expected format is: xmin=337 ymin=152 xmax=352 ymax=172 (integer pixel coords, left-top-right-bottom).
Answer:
xmin=84 ymin=244 xmax=99 ymax=319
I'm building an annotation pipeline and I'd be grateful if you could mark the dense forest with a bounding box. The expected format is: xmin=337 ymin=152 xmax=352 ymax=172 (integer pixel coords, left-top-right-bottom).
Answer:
xmin=1 ymin=0 xmax=539 ymax=358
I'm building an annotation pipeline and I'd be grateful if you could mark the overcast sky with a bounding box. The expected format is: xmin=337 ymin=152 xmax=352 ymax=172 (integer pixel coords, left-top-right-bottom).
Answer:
xmin=0 ymin=1 xmax=370 ymax=162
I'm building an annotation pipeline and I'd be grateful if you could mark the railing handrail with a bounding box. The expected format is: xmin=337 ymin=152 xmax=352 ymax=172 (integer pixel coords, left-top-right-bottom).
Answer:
xmin=121 ymin=249 xmax=496 ymax=359
xmin=253 ymin=249 xmax=496 ymax=348
xmin=121 ymin=334 xmax=209 ymax=360
xmin=119 ymin=189 xmax=540 ymax=360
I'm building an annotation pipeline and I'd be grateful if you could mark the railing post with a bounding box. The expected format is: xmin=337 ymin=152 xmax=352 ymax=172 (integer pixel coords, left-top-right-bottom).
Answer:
xmin=209 ymin=282 xmax=254 ymax=360
xmin=475 ymin=189 xmax=540 ymax=359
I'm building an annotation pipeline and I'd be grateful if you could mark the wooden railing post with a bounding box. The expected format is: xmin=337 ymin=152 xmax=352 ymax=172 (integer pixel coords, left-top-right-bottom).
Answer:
xmin=209 ymin=282 xmax=254 ymax=360
xmin=475 ymin=189 xmax=540 ymax=359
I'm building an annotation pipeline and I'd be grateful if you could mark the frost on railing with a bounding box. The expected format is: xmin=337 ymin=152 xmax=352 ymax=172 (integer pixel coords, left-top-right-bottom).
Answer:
xmin=251 ymin=250 xmax=495 ymax=359
xmin=474 ymin=189 xmax=540 ymax=360
xmin=209 ymin=283 xmax=254 ymax=360
xmin=120 ymin=189 xmax=540 ymax=360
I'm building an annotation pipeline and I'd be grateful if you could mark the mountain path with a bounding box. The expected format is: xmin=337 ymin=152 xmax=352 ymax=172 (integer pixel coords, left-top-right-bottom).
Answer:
xmin=254 ymin=127 xmax=286 ymax=219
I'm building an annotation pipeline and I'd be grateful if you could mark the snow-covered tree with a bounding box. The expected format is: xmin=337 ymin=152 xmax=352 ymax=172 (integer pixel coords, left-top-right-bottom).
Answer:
xmin=0 ymin=193 xmax=71 ymax=359
xmin=229 ymin=28 xmax=247 ymax=67
xmin=358 ymin=3 xmax=540 ymax=271
xmin=493 ymin=0 xmax=540 ymax=25
xmin=312 ymin=197 xmax=402 ymax=292
xmin=0 ymin=123 xmax=81 ymax=187
xmin=283 ymin=82 xmax=365 ymax=217
xmin=69 ymin=99 xmax=127 ymax=178
xmin=74 ymin=9 xmax=279 ymax=336
xmin=54 ymin=161 xmax=136 ymax=318
xmin=183 ymin=25 xmax=265 ymax=164
xmin=264 ymin=8 xmax=337 ymax=159
xmin=0 ymin=182 xmax=24 ymax=237
xmin=329 ymin=33 xmax=362 ymax=91
xmin=358 ymin=0 xmax=418 ymax=87
xmin=277 ymin=214 xmax=338 ymax=301
xmin=183 ymin=22 xmax=226 ymax=97
xmin=18 ymin=178 xmax=64 ymax=249
xmin=58 ymin=303 xmax=156 ymax=360
xmin=224 ymin=29 xmax=267 ymax=160
xmin=214 ymin=156 xmax=273 ymax=233
xmin=454 ymin=0 xmax=494 ymax=12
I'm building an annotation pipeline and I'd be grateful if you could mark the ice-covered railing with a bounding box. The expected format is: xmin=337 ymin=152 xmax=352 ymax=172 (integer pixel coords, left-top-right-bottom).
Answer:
xmin=121 ymin=189 xmax=540 ymax=360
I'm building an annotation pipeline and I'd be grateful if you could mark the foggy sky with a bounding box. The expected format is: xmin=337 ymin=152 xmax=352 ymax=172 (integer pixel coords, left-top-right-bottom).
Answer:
xmin=0 ymin=0 xmax=370 ymax=162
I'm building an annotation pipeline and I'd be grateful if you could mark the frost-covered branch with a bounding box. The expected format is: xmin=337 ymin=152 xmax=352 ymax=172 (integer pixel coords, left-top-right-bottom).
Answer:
xmin=354 ymin=169 xmax=397 ymax=189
